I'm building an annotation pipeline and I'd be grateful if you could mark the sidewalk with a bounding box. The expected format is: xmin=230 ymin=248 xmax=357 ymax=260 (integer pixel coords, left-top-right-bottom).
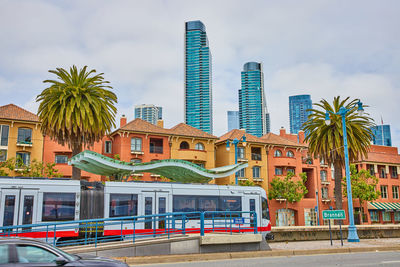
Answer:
xmin=115 ymin=238 xmax=400 ymax=265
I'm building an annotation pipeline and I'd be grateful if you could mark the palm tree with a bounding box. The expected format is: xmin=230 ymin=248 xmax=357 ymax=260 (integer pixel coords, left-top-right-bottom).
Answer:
xmin=37 ymin=66 xmax=117 ymax=180
xmin=303 ymin=96 xmax=374 ymax=210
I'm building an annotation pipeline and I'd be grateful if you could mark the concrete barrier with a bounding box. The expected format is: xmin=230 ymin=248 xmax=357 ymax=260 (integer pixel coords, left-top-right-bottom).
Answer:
xmin=271 ymin=224 xmax=400 ymax=242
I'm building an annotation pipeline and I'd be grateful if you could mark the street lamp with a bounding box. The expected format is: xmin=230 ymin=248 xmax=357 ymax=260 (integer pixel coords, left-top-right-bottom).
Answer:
xmin=325 ymin=100 xmax=364 ymax=242
xmin=226 ymin=135 xmax=247 ymax=185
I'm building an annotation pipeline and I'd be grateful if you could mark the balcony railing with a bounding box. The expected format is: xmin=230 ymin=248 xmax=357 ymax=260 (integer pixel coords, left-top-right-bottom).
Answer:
xmin=251 ymin=153 xmax=261 ymax=161
xmin=150 ymin=146 xmax=163 ymax=154
xmin=16 ymin=141 xmax=32 ymax=147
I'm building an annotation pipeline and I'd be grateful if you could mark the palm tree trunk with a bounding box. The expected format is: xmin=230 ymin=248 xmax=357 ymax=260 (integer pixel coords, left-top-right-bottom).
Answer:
xmin=334 ymin=161 xmax=343 ymax=210
xmin=71 ymin=142 xmax=82 ymax=180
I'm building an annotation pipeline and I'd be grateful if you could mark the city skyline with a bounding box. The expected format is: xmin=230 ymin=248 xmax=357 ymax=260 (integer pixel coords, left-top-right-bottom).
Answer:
xmin=289 ymin=95 xmax=312 ymax=134
xmin=134 ymin=104 xmax=163 ymax=125
xmin=0 ymin=1 xmax=399 ymax=147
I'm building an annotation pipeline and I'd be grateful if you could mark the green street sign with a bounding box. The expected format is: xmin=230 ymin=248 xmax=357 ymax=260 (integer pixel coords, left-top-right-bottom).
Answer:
xmin=322 ymin=210 xmax=346 ymax=220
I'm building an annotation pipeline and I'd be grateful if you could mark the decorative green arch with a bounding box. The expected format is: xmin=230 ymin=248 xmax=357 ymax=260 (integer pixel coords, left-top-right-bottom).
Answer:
xmin=69 ymin=150 xmax=248 ymax=183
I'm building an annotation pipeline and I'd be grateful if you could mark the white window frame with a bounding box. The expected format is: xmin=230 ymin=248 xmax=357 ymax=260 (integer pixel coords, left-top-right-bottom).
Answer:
xmin=104 ymin=140 xmax=112 ymax=154
xmin=253 ymin=166 xmax=260 ymax=178
xmin=0 ymin=124 xmax=9 ymax=146
xmin=393 ymin=186 xmax=399 ymax=199
xmin=131 ymin=138 xmax=142 ymax=152
xmin=381 ymin=185 xmax=388 ymax=199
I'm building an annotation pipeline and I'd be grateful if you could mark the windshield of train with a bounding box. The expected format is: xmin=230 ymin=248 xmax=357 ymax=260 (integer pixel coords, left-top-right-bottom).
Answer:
xmin=262 ymin=197 xmax=270 ymax=220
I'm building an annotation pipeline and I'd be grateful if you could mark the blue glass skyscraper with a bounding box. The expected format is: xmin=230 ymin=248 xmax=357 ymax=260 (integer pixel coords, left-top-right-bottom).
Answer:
xmin=370 ymin=125 xmax=392 ymax=146
xmin=238 ymin=62 xmax=269 ymax=137
xmin=184 ymin=20 xmax=213 ymax=134
xmin=289 ymin=95 xmax=312 ymax=134
xmin=227 ymin=111 xmax=239 ymax=131
xmin=134 ymin=104 xmax=162 ymax=125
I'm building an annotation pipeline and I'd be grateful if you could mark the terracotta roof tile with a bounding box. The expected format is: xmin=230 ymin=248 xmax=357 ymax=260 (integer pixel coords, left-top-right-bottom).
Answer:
xmin=170 ymin=123 xmax=217 ymax=139
xmin=217 ymin=129 xmax=263 ymax=144
xmin=118 ymin=118 xmax=172 ymax=135
xmin=358 ymin=152 xmax=400 ymax=165
xmin=0 ymin=104 xmax=39 ymax=122
xmin=260 ymin=133 xmax=308 ymax=148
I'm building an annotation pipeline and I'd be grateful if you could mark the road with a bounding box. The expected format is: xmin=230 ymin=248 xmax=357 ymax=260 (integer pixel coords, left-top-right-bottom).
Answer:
xmin=135 ymin=251 xmax=400 ymax=267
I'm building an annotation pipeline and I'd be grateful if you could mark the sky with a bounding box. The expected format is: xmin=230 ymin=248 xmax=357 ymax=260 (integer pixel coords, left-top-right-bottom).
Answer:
xmin=0 ymin=0 xmax=399 ymax=147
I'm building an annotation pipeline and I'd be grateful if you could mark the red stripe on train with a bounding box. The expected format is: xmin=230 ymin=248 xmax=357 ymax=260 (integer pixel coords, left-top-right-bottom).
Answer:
xmin=0 ymin=231 xmax=78 ymax=238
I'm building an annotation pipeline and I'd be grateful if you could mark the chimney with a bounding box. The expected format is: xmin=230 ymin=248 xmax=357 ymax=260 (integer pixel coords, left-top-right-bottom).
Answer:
xmin=157 ymin=119 xmax=164 ymax=128
xmin=120 ymin=115 xmax=127 ymax=127
xmin=298 ymin=130 xmax=305 ymax=144
xmin=279 ymin=127 xmax=286 ymax=136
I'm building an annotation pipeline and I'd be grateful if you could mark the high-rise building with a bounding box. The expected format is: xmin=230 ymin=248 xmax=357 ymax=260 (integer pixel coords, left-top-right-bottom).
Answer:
xmin=134 ymin=104 xmax=162 ymax=125
xmin=238 ymin=62 xmax=269 ymax=137
xmin=184 ymin=20 xmax=213 ymax=134
xmin=370 ymin=125 xmax=392 ymax=146
xmin=227 ymin=111 xmax=239 ymax=131
xmin=289 ymin=95 xmax=312 ymax=134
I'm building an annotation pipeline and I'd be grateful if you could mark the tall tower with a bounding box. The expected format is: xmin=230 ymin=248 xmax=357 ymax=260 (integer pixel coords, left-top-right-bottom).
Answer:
xmin=134 ymin=104 xmax=162 ymax=125
xmin=227 ymin=111 xmax=239 ymax=131
xmin=370 ymin=125 xmax=392 ymax=146
xmin=184 ymin=20 xmax=213 ymax=134
xmin=238 ymin=62 xmax=268 ymax=137
xmin=289 ymin=95 xmax=312 ymax=134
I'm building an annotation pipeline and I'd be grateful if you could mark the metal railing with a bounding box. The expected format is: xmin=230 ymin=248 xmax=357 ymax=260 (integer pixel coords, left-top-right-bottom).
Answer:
xmin=0 ymin=211 xmax=257 ymax=247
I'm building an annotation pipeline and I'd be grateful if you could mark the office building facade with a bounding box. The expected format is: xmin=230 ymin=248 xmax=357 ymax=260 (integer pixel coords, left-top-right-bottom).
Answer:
xmin=238 ymin=62 xmax=269 ymax=137
xmin=371 ymin=125 xmax=392 ymax=146
xmin=289 ymin=95 xmax=312 ymax=134
xmin=184 ymin=20 xmax=213 ymax=134
xmin=134 ymin=104 xmax=162 ymax=125
xmin=227 ymin=111 xmax=239 ymax=131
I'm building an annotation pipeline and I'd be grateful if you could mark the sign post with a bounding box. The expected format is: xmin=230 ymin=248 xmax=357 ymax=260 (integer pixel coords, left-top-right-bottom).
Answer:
xmin=322 ymin=210 xmax=346 ymax=246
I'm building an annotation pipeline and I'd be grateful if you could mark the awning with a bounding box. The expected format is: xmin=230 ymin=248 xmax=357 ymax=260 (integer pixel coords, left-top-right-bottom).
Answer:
xmin=368 ymin=202 xmax=400 ymax=211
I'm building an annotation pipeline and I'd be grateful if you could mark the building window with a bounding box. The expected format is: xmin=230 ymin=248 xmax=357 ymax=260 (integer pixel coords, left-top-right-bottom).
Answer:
xmin=370 ymin=211 xmax=379 ymax=222
xmin=180 ymin=141 xmax=189 ymax=149
xmin=331 ymin=164 xmax=335 ymax=180
xmin=237 ymin=147 xmax=245 ymax=159
xmin=395 ymin=211 xmax=400 ymax=222
xmin=381 ymin=185 xmax=388 ymax=198
xmin=16 ymin=152 xmax=30 ymax=166
xmin=131 ymin=138 xmax=142 ymax=152
xmin=55 ymin=155 xmax=68 ymax=164
xmin=286 ymin=150 xmax=294 ymax=158
xmin=253 ymin=166 xmax=260 ymax=178
xmin=274 ymin=150 xmax=282 ymax=157
xmin=393 ymin=186 xmax=399 ymax=199
xmin=150 ymin=138 xmax=163 ymax=153
xmin=251 ymin=147 xmax=261 ymax=161
xmin=104 ymin=141 xmax=112 ymax=154
xmin=0 ymin=149 xmax=7 ymax=162
xmin=287 ymin=168 xmax=295 ymax=174
xmin=0 ymin=125 xmax=9 ymax=146
xmin=275 ymin=168 xmax=283 ymax=175
xmin=368 ymin=164 xmax=375 ymax=176
xmin=380 ymin=168 xmax=386 ymax=178
xmin=391 ymin=166 xmax=398 ymax=178
xmin=320 ymin=170 xmax=327 ymax=182
xmin=237 ymin=168 xmax=245 ymax=178
xmin=17 ymin=128 xmax=32 ymax=144
xmin=195 ymin=142 xmax=205 ymax=151
xmin=382 ymin=211 xmax=391 ymax=222
xmin=321 ymin=187 xmax=329 ymax=199
xmin=130 ymin=159 xmax=142 ymax=164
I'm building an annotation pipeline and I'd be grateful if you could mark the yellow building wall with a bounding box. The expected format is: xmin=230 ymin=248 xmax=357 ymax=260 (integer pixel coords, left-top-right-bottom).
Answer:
xmin=0 ymin=120 xmax=44 ymax=176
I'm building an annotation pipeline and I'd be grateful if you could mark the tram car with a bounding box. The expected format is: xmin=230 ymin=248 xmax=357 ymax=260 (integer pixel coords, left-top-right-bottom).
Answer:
xmin=0 ymin=177 xmax=272 ymax=241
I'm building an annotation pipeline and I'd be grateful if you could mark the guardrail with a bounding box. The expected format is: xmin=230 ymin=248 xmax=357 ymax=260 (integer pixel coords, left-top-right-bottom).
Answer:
xmin=0 ymin=211 xmax=257 ymax=247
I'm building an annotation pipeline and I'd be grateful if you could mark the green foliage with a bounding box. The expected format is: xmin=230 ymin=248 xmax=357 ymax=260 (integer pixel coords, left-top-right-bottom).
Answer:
xmin=268 ymin=172 xmax=308 ymax=203
xmin=0 ymin=157 xmax=62 ymax=178
xmin=238 ymin=180 xmax=256 ymax=186
xmin=113 ymin=154 xmax=120 ymax=160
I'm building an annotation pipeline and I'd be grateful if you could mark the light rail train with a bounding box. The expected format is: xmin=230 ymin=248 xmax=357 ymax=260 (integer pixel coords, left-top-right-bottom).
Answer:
xmin=0 ymin=177 xmax=272 ymax=241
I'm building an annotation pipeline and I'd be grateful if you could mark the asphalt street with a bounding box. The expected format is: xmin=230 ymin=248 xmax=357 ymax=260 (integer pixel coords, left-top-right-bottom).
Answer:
xmin=135 ymin=251 xmax=400 ymax=267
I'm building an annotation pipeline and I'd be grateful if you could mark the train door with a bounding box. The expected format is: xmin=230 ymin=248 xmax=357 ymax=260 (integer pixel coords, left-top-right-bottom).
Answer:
xmin=141 ymin=191 xmax=169 ymax=230
xmin=243 ymin=195 xmax=260 ymax=229
xmin=0 ymin=189 xmax=38 ymax=227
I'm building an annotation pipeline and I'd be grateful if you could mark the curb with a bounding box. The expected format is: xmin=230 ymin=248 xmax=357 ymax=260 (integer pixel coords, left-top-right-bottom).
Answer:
xmin=115 ymin=245 xmax=400 ymax=265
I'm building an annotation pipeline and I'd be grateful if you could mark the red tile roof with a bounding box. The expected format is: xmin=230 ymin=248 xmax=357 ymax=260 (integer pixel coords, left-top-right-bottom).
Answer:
xmin=217 ymin=129 xmax=264 ymax=144
xmin=118 ymin=118 xmax=172 ymax=135
xmin=169 ymin=123 xmax=217 ymax=139
xmin=260 ymin=133 xmax=308 ymax=148
xmin=0 ymin=104 xmax=39 ymax=122
xmin=357 ymin=151 xmax=400 ymax=165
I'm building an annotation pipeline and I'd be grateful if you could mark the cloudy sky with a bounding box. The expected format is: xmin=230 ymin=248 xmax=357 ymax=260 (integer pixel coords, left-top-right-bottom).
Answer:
xmin=1 ymin=0 xmax=399 ymax=146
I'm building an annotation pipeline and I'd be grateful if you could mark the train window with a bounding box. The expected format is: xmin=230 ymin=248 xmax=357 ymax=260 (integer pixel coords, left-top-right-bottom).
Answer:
xmin=3 ymin=195 xmax=16 ymax=226
xmin=262 ymin=197 xmax=270 ymax=220
xmin=219 ymin=196 xmax=242 ymax=216
xmin=109 ymin=194 xmax=138 ymax=217
xmin=198 ymin=196 xmax=218 ymax=213
xmin=0 ymin=245 xmax=9 ymax=264
xmin=173 ymin=195 xmax=197 ymax=213
xmin=42 ymin=193 xmax=75 ymax=221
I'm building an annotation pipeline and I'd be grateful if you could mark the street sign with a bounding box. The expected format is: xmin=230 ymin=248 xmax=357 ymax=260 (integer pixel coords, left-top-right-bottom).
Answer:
xmin=233 ymin=217 xmax=245 ymax=224
xmin=322 ymin=210 xmax=346 ymax=220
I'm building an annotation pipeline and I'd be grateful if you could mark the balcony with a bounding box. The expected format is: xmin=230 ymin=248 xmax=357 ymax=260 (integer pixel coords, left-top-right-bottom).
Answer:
xmin=131 ymin=150 xmax=144 ymax=155
xmin=237 ymin=157 xmax=248 ymax=162
xmin=16 ymin=141 xmax=32 ymax=148
xmin=253 ymin=178 xmax=264 ymax=182
xmin=237 ymin=177 xmax=248 ymax=181
xmin=177 ymin=149 xmax=207 ymax=162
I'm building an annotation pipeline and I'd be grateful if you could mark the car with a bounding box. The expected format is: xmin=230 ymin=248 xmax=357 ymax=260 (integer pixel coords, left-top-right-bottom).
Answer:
xmin=0 ymin=238 xmax=129 ymax=266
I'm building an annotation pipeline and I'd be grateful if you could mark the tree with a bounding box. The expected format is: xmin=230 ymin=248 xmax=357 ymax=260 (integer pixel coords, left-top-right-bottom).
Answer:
xmin=268 ymin=172 xmax=308 ymax=226
xmin=37 ymin=66 xmax=117 ymax=180
xmin=342 ymin=165 xmax=380 ymax=223
xmin=303 ymin=96 xmax=374 ymax=210
xmin=0 ymin=157 xmax=62 ymax=178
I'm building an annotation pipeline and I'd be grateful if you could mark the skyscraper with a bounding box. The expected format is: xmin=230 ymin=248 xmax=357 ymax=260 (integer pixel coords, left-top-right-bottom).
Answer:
xmin=184 ymin=20 xmax=213 ymax=134
xmin=289 ymin=95 xmax=312 ymax=134
xmin=370 ymin=125 xmax=392 ymax=146
xmin=227 ymin=111 xmax=239 ymax=131
xmin=238 ymin=62 xmax=269 ymax=137
xmin=134 ymin=104 xmax=162 ymax=125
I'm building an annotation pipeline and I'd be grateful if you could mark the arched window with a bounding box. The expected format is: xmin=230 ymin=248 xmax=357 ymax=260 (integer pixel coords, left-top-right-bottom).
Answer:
xmin=195 ymin=143 xmax=205 ymax=151
xmin=180 ymin=141 xmax=189 ymax=149
xmin=274 ymin=150 xmax=282 ymax=157
xmin=286 ymin=151 xmax=294 ymax=158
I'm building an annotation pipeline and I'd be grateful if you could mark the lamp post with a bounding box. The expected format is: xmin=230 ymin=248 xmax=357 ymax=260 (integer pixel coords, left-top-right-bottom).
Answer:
xmin=325 ymin=100 xmax=364 ymax=242
xmin=226 ymin=135 xmax=247 ymax=185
